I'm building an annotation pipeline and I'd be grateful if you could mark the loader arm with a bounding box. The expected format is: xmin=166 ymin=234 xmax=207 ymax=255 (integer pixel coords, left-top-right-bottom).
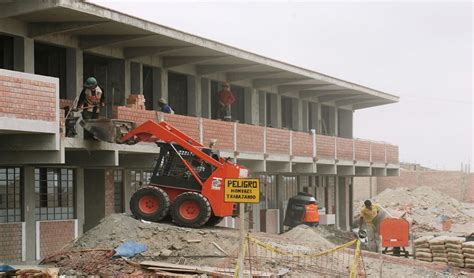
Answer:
xmin=120 ymin=120 xmax=224 ymax=169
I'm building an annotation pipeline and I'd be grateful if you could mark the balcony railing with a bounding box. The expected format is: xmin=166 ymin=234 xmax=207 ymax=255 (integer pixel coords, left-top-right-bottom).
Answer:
xmin=112 ymin=106 xmax=399 ymax=165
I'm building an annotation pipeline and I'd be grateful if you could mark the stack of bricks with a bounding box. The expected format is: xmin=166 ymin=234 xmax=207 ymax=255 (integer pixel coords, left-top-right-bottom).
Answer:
xmin=414 ymin=235 xmax=433 ymax=262
xmin=126 ymin=94 xmax=146 ymax=110
xmin=463 ymin=241 xmax=474 ymax=269
xmin=446 ymin=236 xmax=466 ymax=268
xmin=429 ymin=236 xmax=449 ymax=264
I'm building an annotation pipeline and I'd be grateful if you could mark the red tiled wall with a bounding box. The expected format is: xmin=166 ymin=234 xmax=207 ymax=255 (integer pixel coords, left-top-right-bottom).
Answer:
xmin=355 ymin=140 xmax=370 ymax=162
xmin=39 ymin=220 xmax=75 ymax=259
xmin=163 ymin=113 xmax=200 ymax=141
xmin=60 ymin=99 xmax=73 ymax=109
xmin=292 ymin=131 xmax=313 ymax=157
xmin=316 ymin=135 xmax=335 ymax=159
xmin=105 ymin=169 xmax=115 ymax=216
xmin=236 ymin=123 xmax=264 ymax=153
xmin=336 ymin=137 xmax=353 ymax=160
xmin=203 ymin=119 xmax=234 ymax=151
xmin=112 ymin=106 xmax=157 ymax=125
xmin=386 ymin=145 xmax=399 ymax=164
xmin=266 ymin=128 xmax=290 ymax=155
xmin=0 ymin=223 xmax=22 ymax=261
xmin=371 ymin=143 xmax=385 ymax=163
xmin=0 ymin=75 xmax=56 ymax=121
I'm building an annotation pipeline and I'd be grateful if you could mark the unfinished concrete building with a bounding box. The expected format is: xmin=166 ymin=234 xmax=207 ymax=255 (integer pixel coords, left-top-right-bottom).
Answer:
xmin=0 ymin=0 xmax=399 ymax=262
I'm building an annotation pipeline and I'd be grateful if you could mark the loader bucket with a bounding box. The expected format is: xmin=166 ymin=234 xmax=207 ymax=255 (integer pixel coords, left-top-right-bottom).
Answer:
xmin=79 ymin=119 xmax=136 ymax=143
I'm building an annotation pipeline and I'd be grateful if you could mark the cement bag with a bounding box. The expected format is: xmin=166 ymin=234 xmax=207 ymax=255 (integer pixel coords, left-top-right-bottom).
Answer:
xmin=465 ymin=263 xmax=474 ymax=269
xmin=463 ymin=248 xmax=474 ymax=255
xmin=432 ymin=252 xmax=448 ymax=258
xmin=433 ymin=257 xmax=448 ymax=263
xmin=414 ymin=235 xmax=434 ymax=245
xmin=430 ymin=245 xmax=446 ymax=251
xmin=417 ymin=257 xmax=432 ymax=262
xmin=448 ymin=262 xmax=464 ymax=268
xmin=415 ymin=252 xmax=432 ymax=259
xmin=462 ymin=241 xmax=474 ymax=248
xmin=448 ymin=257 xmax=464 ymax=264
xmin=415 ymin=248 xmax=431 ymax=253
xmin=445 ymin=243 xmax=462 ymax=249
xmin=429 ymin=236 xmax=449 ymax=245
xmin=446 ymin=237 xmax=466 ymax=244
xmin=447 ymin=253 xmax=464 ymax=259
xmin=446 ymin=247 xmax=463 ymax=253
xmin=463 ymin=253 xmax=474 ymax=259
xmin=465 ymin=258 xmax=474 ymax=264
xmin=415 ymin=242 xmax=430 ymax=249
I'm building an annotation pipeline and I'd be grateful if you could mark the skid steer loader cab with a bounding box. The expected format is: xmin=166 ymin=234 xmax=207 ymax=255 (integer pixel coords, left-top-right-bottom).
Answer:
xmin=122 ymin=120 xmax=247 ymax=228
xmin=283 ymin=192 xmax=320 ymax=229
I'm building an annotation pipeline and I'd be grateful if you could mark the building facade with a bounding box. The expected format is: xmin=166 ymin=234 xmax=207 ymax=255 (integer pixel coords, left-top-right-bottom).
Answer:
xmin=0 ymin=0 xmax=399 ymax=262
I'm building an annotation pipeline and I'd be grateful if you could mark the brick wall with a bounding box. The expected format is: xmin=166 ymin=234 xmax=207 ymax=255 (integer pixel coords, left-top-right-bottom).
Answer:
xmin=266 ymin=128 xmax=290 ymax=154
xmin=105 ymin=169 xmax=115 ymax=216
xmin=353 ymin=177 xmax=378 ymax=201
xmin=0 ymin=74 xmax=56 ymax=122
xmin=39 ymin=220 xmax=75 ymax=259
xmin=203 ymin=119 xmax=234 ymax=151
xmin=354 ymin=140 xmax=370 ymax=162
xmin=370 ymin=143 xmax=385 ymax=163
xmin=336 ymin=137 xmax=353 ymax=160
xmin=163 ymin=113 xmax=200 ymax=141
xmin=292 ymin=131 xmax=313 ymax=157
xmin=0 ymin=223 xmax=22 ymax=261
xmin=237 ymin=123 xmax=264 ymax=153
xmin=316 ymin=135 xmax=335 ymax=159
xmin=377 ymin=170 xmax=474 ymax=203
xmin=112 ymin=106 xmax=157 ymax=125
xmin=386 ymin=145 xmax=399 ymax=164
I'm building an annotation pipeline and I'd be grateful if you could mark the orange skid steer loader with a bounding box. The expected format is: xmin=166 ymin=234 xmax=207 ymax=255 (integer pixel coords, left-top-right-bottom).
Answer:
xmin=118 ymin=120 xmax=248 ymax=228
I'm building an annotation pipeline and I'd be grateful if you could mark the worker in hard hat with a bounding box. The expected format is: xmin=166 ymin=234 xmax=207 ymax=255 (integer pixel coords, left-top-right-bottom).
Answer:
xmin=217 ymin=82 xmax=235 ymax=121
xmin=157 ymin=98 xmax=174 ymax=114
xmin=359 ymin=200 xmax=381 ymax=252
xmin=76 ymin=77 xmax=105 ymax=120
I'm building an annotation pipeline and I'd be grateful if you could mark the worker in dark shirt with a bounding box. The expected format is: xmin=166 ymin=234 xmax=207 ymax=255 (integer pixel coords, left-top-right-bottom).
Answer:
xmin=158 ymin=98 xmax=174 ymax=114
xmin=76 ymin=77 xmax=105 ymax=120
xmin=217 ymin=82 xmax=235 ymax=121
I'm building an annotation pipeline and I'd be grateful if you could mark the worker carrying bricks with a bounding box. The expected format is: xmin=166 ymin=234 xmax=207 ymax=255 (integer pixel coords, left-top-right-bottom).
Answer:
xmin=158 ymin=98 xmax=174 ymax=114
xmin=359 ymin=200 xmax=381 ymax=252
xmin=217 ymin=82 xmax=235 ymax=121
xmin=76 ymin=77 xmax=105 ymax=120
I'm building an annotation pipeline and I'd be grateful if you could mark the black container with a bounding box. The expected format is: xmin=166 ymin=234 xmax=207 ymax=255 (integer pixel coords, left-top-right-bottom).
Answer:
xmin=283 ymin=192 xmax=318 ymax=228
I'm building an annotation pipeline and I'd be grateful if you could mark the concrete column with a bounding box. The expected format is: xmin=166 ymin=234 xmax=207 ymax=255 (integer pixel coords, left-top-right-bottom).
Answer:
xmin=23 ymin=166 xmax=36 ymax=261
xmin=276 ymin=175 xmax=285 ymax=233
xmin=66 ymin=48 xmax=83 ymax=100
xmin=187 ymin=75 xmax=202 ymax=117
xmin=338 ymin=108 xmax=353 ymax=139
xmin=123 ymin=60 xmax=131 ymax=101
xmin=252 ymin=204 xmax=260 ymax=232
xmin=130 ymin=62 xmax=143 ymax=95
xmin=259 ymin=91 xmax=266 ymax=126
xmin=76 ymin=168 xmax=85 ymax=236
xmin=123 ymin=169 xmax=132 ymax=214
xmin=244 ymin=87 xmax=259 ymax=125
xmin=269 ymin=93 xmax=282 ymax=128
xmin=336 ymin=177 xmax=348 ymax=231
xmin=309 ymin=102 xmax=319 ymax=132
xmin=83 ymin=169 xmax=105 ymax=232
xmin=292 ymin=98 xmax=303 ymax=131
xmin=13 ymin=37 xmax=34 ymax=73
xmin=201 ymin=78 xmax=211 ymax=118
xmin=316 ymin=103 xmax=322 ymax=134
xmin=302 ymin=100 xmax=309 ymax=132
xmin=334 ymin=107 xmax=339 ymax=136
xmin=152 ymin=67 xmax=168 ymax=108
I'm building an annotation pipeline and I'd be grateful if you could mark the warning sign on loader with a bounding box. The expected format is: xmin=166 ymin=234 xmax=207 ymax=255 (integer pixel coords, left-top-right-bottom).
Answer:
xmin=224 ymin=178 xmax=260 ymax=203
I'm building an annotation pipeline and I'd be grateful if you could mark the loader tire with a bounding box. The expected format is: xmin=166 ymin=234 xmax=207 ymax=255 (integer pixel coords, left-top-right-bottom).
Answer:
xmin=205 ymin=215 xmax=224 ymax=226
xmin=171 ymin=192 xmax=211 ymax=228
xmin=130 ymin=186 xmax=170 ymax=222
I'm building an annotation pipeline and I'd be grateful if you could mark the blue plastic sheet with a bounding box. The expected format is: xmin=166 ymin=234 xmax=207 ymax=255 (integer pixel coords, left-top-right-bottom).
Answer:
xmin=0 ymin=265 xmax=15 ymax=272
xmin=114 ymin=240 xmax=148 ymax=257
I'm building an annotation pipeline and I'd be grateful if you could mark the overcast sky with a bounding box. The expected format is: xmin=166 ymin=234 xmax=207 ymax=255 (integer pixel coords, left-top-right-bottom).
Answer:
xmin=93 ymin=0 xmax=473 ymax=171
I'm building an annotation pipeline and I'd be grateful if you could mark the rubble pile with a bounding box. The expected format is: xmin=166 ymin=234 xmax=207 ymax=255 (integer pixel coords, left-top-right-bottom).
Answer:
xmin=355 ymin=186 xmax=474 ymax=234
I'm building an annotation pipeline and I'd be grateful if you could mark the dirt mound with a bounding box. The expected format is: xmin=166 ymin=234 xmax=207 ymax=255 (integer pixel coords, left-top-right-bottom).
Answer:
xmin=282 ymin=225 xmax=334 ymax=250
xmin=355 ymin=186 xmax=474 ymax=234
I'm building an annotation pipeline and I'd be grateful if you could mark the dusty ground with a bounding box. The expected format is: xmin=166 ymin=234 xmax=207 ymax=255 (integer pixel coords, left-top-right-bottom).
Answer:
xmin=40 ymin=214 xmax=471 ymax=277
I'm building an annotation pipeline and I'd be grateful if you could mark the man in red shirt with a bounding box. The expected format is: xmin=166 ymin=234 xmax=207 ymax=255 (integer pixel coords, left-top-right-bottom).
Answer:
xmin=217 ymin=82 xmax=235 ymax=121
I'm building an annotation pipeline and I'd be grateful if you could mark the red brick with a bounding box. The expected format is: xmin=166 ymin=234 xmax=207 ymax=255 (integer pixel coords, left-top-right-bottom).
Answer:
xmin=39 ymin=220 xmax=75 ymax=259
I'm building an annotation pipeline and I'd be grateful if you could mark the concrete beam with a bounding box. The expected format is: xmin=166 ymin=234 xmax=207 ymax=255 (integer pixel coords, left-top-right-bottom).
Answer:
xmin=162 ymin=56 xmax=226 ymax=68
xmin=299 ymin=90 xmax=349 ymax=99
xmin=0 ymin=1 xmax=57 ymax=18
xmin=337 ymin=165 xmax=355 ymax=176
xmin=352 ymin=100 xmax=390 ymax=110
xmin=371 ymin=167 xmax=387 ymax=177
xmin=196 ymin=64 xmax=255 ymax=76
xmin=0 ymin=151 xmax=62 ymax=165
xmin=253 ymin=78 xmax=308 ymax=88
xmin=237 ymin=159 xmax=265 ymax=172
xmin=79 ymin=35 xmax=151 ymax=49
xmin=266 ymin=161 xmax=291 ymax=173
xmin=118 ymin=153 xmax=157 ymax=168
xmin=335 ymin=96 xmax=373 ymax=106
xmin=316 ymin=164 xmax=336 ymax=175
xmin=123 ymin=46 xmax=191 ymax=59
xmin=293 ymin=163 xmax=315 ymax=173
xmin=66 ymin=150 xmax=117 ymax=166
xmin=226 ymin=71 xmax=281 ymax=82
xmin=355 ymin=166 xmax=371 ymax=176
xmin=318 ymin=93 xmax=363 ymax=103
xmin=28 ymin=21 xmax=106 ymax=37
xmin=278 ymin=84 xmax=327 ymax=94
xmin=0 ymin=134 xmax=58 ymax=151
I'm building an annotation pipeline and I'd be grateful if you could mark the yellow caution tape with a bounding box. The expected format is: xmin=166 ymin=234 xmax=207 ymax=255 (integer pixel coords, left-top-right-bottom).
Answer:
xmin=247 ymin=235 xmax=357 ymax=258
xmin=349 ymin=240 xmax=361 ymax=278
